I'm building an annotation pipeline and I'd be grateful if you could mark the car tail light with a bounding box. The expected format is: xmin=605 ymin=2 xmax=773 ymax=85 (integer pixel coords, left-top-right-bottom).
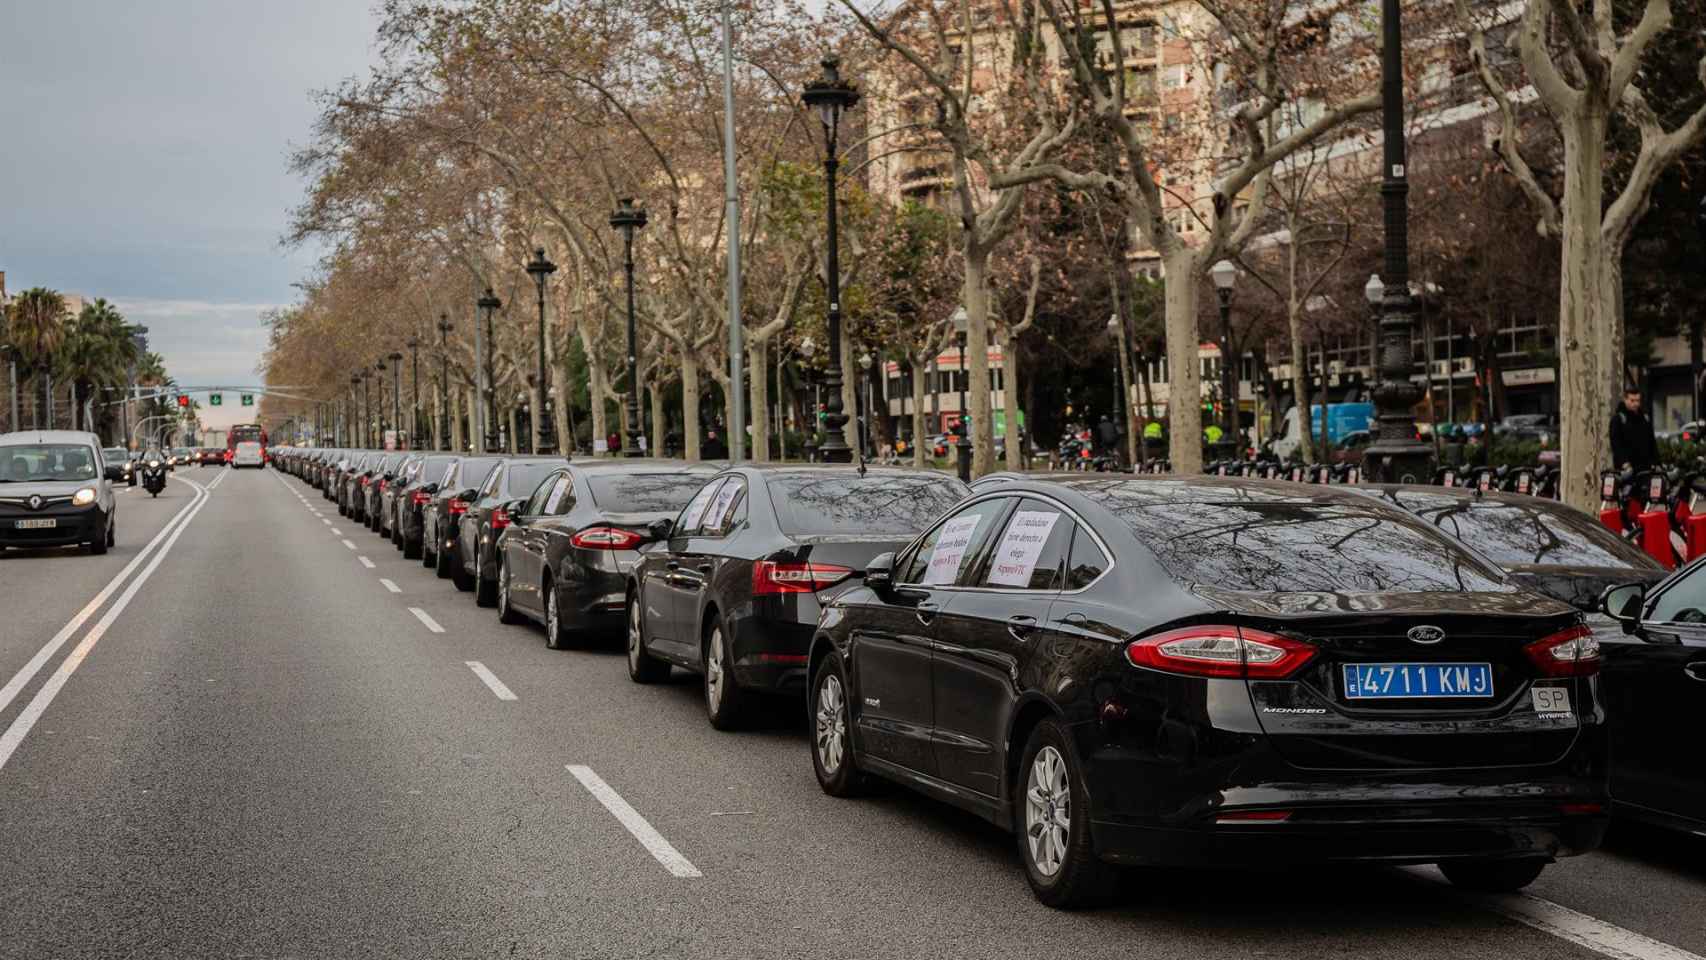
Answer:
xmin=448 ymin=498 xmax=469 ymax=516
xmin=361 ymin=476 xmax=371 ymax=487
xmin=1524 ymin=624 xmax=1600 ymax=677
xmin=491 ymin=507 xmax=511 ymax=531
xmin=1126 ymin=625 xmax=1316 ymax=679
xmin=569 ymin=526 xmax=645 ymax=550
xmin=751 ymin=560 xmax=854 ymax=595
xmin=411 ymin=491 xmax=431 ymax=506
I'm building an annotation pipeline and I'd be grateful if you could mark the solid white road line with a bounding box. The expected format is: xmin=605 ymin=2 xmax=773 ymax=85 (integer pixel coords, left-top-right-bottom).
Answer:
xmin=358 ymin=556 xmax=376 ymax=569
xmin=341 ymin=539 xmax=356 ymax=550
xmin=0 ymin=477 xmax=207 ymax=720
xmin=1401 ymin=867 xmax=1705 ymax=960
xmin=0 ymin=477 xmax=213 ymax=773
xmin=379 ymin=578 xmax=401 ymax=593
xmin=567 ymin=765 xmax=701 ymax=878
xmin=464 ymin=661 xmax=517 ymax=701
xmin=408 ymin=607 xmax=444 ymax=633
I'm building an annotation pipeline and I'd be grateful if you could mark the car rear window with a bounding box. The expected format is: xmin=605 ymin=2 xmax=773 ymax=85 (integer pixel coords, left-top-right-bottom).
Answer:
xmin=1399 ymin=496 xmax=1655 ymax=570
xmin=767 ymin=472 xmax=969 ymax=537
xmin=1095 ymin=485 xmax=1507 ymax=593
xmin=587 ymin=473 xmax=709 ymax=513
xmin=504 ymin=462 xmax=560 ymax=497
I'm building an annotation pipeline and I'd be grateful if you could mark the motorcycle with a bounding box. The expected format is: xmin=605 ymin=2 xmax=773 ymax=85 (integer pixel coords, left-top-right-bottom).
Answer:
xmin=141 ymin=456 xmax=167 ymax=498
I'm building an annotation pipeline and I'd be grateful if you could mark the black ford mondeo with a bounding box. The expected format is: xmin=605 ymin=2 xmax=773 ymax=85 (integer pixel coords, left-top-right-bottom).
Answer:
xmin=807 ymin=476 xmax=1608 ymax=908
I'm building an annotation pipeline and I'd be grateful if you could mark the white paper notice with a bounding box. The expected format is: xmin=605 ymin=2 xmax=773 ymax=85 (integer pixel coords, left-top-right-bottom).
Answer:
xmin=593 ymin=437 xmax=609 ymax=453
xmin=542 ymin=480 xmax=567 ymax=515
xmin=924 ymin=515 xmax=984 ymax=585
xmin=679 ymin=483 xmax=720 ymax=531
xmin=706 ymin=481 xmax=741 ymax=530
xmin=987 ymin=510 xmax=1061 ymax=587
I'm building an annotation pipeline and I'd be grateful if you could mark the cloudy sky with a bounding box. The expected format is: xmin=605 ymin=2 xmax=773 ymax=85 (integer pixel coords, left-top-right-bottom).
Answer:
xmin=0 ymin=1 xmax=379 ymax=429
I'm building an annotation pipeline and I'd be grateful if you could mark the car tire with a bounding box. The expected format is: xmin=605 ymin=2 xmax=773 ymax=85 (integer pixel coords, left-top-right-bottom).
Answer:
xmin=626 ymin=591 xmax=669 ymax=683
xmin=107 ymin=518 xmax=116 ymax=548
xmin=543 ymin=579 xmax=572 ymax=649
xmin=496 ymin=556 xmax=524 ymax=624
xmin=88 ymin=521 xmax=109 ymax=556
xmin=474 ymin=550 xmax=498 ymax=607
xmin=702 ymin=620 xmax=747 ymax=731
xmin=1439 ymin=858 xmax=1547 ymax=892
xmin=810 ymin=651 xmax=867 ymax=797
xmin=1015 ymin=718 xmax=1119 ymax=909
xmin=436 ymin=542 xmax=455 ymax=580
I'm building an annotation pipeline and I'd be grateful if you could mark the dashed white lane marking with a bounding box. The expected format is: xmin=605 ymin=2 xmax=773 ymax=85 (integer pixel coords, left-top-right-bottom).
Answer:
xmin=1401 ymin=867 xmax=1705 ymax=960
xmin=330 ymin=527 xmax=344 ymax=536
xmin=358 ymin=556 xmax=375 ymax=569
xmin=380 ymin=578 xmax=401 ymax=593
xmin=341 ymin=539 xmax=356 ymax=550
xmin=567 ymin=766 xmax=701 ymax=878
xmin=464 ymin=661 xmax=517 ymax=701
xmin=321 ymin=518 xmax=332 ymax=525
xmin=408 ymin=607 xmax=444 ymax=633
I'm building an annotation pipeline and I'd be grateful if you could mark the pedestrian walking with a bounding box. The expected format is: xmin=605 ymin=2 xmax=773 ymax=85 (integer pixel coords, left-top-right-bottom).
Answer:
xmin=1610 ymin=387 xmax=1659 ymax=472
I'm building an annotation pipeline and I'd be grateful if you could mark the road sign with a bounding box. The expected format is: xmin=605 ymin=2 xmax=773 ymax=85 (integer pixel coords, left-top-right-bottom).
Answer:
xmin=241 ymin=394 xmax=254 ymax=406
xmin=209 ymin=393 xmax=222 ymax=406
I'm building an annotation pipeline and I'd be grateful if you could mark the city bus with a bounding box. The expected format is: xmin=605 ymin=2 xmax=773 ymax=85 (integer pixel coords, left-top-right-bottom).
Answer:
xmin=225 ymin=424 xmax=268 ymax=465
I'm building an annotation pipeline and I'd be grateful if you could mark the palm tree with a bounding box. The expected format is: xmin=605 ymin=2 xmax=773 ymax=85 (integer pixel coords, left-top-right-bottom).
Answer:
xmin=4 ymin=288 xmax=70 ymax=427
xmin=58 ymin=299 xmax=139 ymax=433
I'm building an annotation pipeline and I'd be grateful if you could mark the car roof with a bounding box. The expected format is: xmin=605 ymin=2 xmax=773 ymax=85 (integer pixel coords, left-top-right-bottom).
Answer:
xmin=0 ymin=430 xmax=101 ymax=447
xmin=568 ymin=457 xmax=717 ymax=472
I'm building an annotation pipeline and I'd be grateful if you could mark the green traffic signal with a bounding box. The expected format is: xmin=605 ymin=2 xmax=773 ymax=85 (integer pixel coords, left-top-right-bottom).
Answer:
xmin=209 ymin=393 xmax=222 ymax=406
xmin=241 ymin=394 xmax=254 ymax=406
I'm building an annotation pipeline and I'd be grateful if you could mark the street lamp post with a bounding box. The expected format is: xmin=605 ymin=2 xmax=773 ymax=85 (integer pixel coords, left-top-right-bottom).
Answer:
xmin=803 ymin=55 xmax=860 ymax=464
xmin=526 ymin=247 xmax=558 ymax=454
xmin=437 ymin=313 xmax=452 ymax=450
xmin=388 ymin=351 xmax=403 ymax=448
xmin=609 ymin=199 xmax=648 ymax=458
xmin=799 ymin=337 xmax=819 ymax=462
xmin=477 ymin=288 xmax=501 ymax=453
xmin=858 ymin=351 xmax=874 ymax=459
xmin=406 ymin=337 xmax=421 ymax=450
xmin=1211 ymin=260 xmax=1239 ymax=455
xmin=361 ymin=369 xmax=374 ymax=448
xmin=1693 ymin=197 xmax=1706 ymax=423
xmin=349 ymin=376 xmax=360 ymax=447
xmin=1107 ymin=314 xmax=1126 ymax=468
xmin=1362 ymin=0 xmax=1434 ymax=482
xmin=952 ymin=307 xmax=972 ymax=482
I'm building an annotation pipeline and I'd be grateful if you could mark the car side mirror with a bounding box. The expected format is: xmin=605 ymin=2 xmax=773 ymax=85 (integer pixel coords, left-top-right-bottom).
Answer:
xmin=505 ymin=497 xmax=530 ymax=522
xmin=458 ymin=488 xmax=478 ymax=501
xmin=647 ymin=517 xmax=674 ymax=540
xmin=865 ymin=552 xmax=895 ymax=591
xmin=423 ymin=483 xmax=439 ymax=495
xmin=1600 ymin=582 xmax=1646 ymax=634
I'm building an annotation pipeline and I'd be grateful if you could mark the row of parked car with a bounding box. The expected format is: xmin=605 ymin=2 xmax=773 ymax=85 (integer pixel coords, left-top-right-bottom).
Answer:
xmin=270 ymin=446 xmax=1704 ymax=909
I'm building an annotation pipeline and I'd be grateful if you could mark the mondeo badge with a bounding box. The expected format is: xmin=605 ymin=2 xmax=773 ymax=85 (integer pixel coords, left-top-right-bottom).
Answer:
xmin=1407 ymin=625 xmax=1446 ymax=645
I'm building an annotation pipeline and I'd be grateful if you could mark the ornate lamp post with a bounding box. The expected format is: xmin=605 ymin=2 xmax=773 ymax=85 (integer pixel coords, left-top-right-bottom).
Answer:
xmin=406 ymin=337 xmax=421 ymax=450
xmin=526 ymin=247 xmax=558 ymax=454
xmin=477 ymin=288 xmax=502 ymax=453
xmin=1107 ymin=314 xmax=1126 ymax=467
xmin=803 ymin=55 xmax=860 ymax=464
xmin=1362 ymin=0 xmax=1433 ymax=482
xmin=387 ymin=351 xmax=403 ymax=448
xmin=858 ymin=351 xmax=874 ymax=459
xmin=609 ymin=198 xmax=648 ymax=457
xmin=437 ymin=313 xmax=452 ymax=450
xmin=799 ymin=336 xmax=820 ymax=463
xmin=1210 ymin=260 xmax=1239 ymax=454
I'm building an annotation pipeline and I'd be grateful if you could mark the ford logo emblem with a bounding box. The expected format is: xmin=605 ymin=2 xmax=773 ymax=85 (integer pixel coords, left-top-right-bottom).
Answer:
xmin=1407 ymin=625 xmax=1446 ymax=645
xmin=26 ymin=495 xmax=42 ymax=510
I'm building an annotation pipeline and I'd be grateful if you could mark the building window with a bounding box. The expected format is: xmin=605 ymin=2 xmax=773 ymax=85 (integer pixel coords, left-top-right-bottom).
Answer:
xmin=1163 ymin=64 xmax=1188 ymax=89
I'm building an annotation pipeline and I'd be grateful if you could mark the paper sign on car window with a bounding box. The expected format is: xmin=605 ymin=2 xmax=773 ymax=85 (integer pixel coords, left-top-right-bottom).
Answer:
xmin=542 ymin=480 xmax=567 ymax=515
xmin=705 ymin=482 xmax=741 ymax=531
xmin=987 ymin=510 xmax=1061 ymax=587
xmin=924 ymin=514 xmax=984 ymax=585
xmin=679 ymin=483 xmax=720 ymax=531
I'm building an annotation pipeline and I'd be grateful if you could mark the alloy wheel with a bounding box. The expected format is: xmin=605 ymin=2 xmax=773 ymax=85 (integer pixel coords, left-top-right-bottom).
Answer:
xmin=815 ymin=673 xmax=847 ymax=775
xmin=1025 ymin=746 xmax=1071 ymax=878
xmin=547 ymin=587 xmax=560 ymax=643
xmin=628 ymin=602 xmax=643 ymax=670
xmin=705 ymin=628 xmax=725 ymax=714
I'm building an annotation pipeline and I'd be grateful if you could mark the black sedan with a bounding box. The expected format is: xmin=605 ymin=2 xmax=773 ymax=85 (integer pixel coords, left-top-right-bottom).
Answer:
xmin=807 ymin=476 xmax=1607 ymax=907
xmin=493 ymin=459 xmax=720 ymax=647
xmin=425 ymin=456 xmax=501 ymax=578
xmin=627 ymin=466 xmax=970 ymax=729
xmin=453 ymin=456 xmax=564 ymax=604
xmin=1357 ymin=485 xmax=1670 ymax=639
xmin=1598 ymin=569 xmax=1706 ymax=837
xmin=393 ymin=454 xmax=459 ymax=559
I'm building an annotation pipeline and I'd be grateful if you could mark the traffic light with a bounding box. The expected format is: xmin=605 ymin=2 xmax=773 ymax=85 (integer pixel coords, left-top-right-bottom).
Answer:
xmin=176 ymin=394 xmax=190 ymax=408
xmin=241 ymin=394 xmax=254 ymax=407
xmin=209 ymin=393 xmax=222 ymax=406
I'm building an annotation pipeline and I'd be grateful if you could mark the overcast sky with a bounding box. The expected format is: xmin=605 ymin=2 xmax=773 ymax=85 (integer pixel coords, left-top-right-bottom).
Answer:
xmin=0 ymin=0 xmax=379 ymax=429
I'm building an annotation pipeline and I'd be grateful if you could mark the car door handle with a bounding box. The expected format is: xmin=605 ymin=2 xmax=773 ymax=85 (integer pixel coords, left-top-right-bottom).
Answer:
xmin=1058 ymin=612 xmax=1088 ymax=627
xmin=1007 ymin=615 xmax=1038 ymax=641
xmin=915 ymin=602 xmax=939 ymax=626
xmin=697 ymin=562 xmax=714 ymax=574
xmin=1685 ymin=662 xmax=1706 ymax=683
xmin=666 ymin=560 xmax=681 ymax=571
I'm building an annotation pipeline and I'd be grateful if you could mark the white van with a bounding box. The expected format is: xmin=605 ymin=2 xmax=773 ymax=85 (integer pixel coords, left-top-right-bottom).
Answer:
xmin=232 ymin=441 xmax=265 ymax=468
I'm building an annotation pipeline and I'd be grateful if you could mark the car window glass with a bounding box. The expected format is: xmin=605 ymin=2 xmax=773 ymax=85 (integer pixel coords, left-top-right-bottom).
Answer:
xmin=551 ymin=477 xmax=577 ymax=516
xmin=586 ymin=473 xmax=711 ymax=513
xmin=1646 ymin=566 xmax=1706 ymax=624
xmin=1065 ymin=524 xmax=1111 ymax=589
xmin=978 ymin=499 xmax=1072 ymax=590
xmin=1393 ymin=493 xmax=1656 ymax=570
xmin=766 ymin=472 xmax=970 ymax=537
xmin=675 ymin=478 xmax=726 ymax=536
xmin=539 ymin=474 xmax=571 ymax=515
xmin=701 ymin=479 xmax=745 ymax=537
xmin=479 ymin=465 xmax=504 ymax=499
xmin=0 ymin=444 xmax=100 ymax=482
xmin=506 ymin=462 xmax=560 ymax=498
xmin=523 ymin=473 xmax=560 ymax=515
xmin=899 ymin=498 xmax=1013 ymax=586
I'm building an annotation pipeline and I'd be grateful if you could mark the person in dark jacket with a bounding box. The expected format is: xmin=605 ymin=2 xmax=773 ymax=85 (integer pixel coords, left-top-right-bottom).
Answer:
xmin=1610 ymin=387 xmax=1660 ymax=472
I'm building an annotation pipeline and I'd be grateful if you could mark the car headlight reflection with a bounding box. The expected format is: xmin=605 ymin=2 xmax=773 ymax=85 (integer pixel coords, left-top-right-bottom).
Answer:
xmin=72 ymin=487 xmax=97 ymax=506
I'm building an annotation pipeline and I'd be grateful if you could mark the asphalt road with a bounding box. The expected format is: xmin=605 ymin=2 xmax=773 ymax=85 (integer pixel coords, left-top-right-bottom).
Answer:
xmin=1 ymin=465 xmax=1702 ymax=960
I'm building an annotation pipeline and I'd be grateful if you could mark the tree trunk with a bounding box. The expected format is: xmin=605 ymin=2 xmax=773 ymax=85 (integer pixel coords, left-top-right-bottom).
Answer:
xmin=749 ymin=338 xmax=771 ymax=462
xmin=681 ymin=353 xmax=701 ymax=461
xmin=964 ymin=250 xmax=995 ymax=476
xmin=582 ymin=333 xmax=609 ymax=457
xmin=506 ymin=404 xmax=519 ymax=454
xmin=1162 ymin=249 xmax=1203 ymax=473
xmin=1557 ymin=114 xmax=1614 ymax=511
xmin=1288 ymin=302 xmax=1315 ymax=462
xmin=451 ymin=384 xmax=465 ymax=452
xmin=911 ymin=356 xmax=929 ymax=468
xmin=650 ymin=378 xmax=667 ymax=459
xmin=837 ymin=323 xmax=858 ymax=453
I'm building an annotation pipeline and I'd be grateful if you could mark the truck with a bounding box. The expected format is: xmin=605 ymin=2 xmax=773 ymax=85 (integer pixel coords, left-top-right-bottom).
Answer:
xmin=1270 ymin=402 xmax=1374 ymax=461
